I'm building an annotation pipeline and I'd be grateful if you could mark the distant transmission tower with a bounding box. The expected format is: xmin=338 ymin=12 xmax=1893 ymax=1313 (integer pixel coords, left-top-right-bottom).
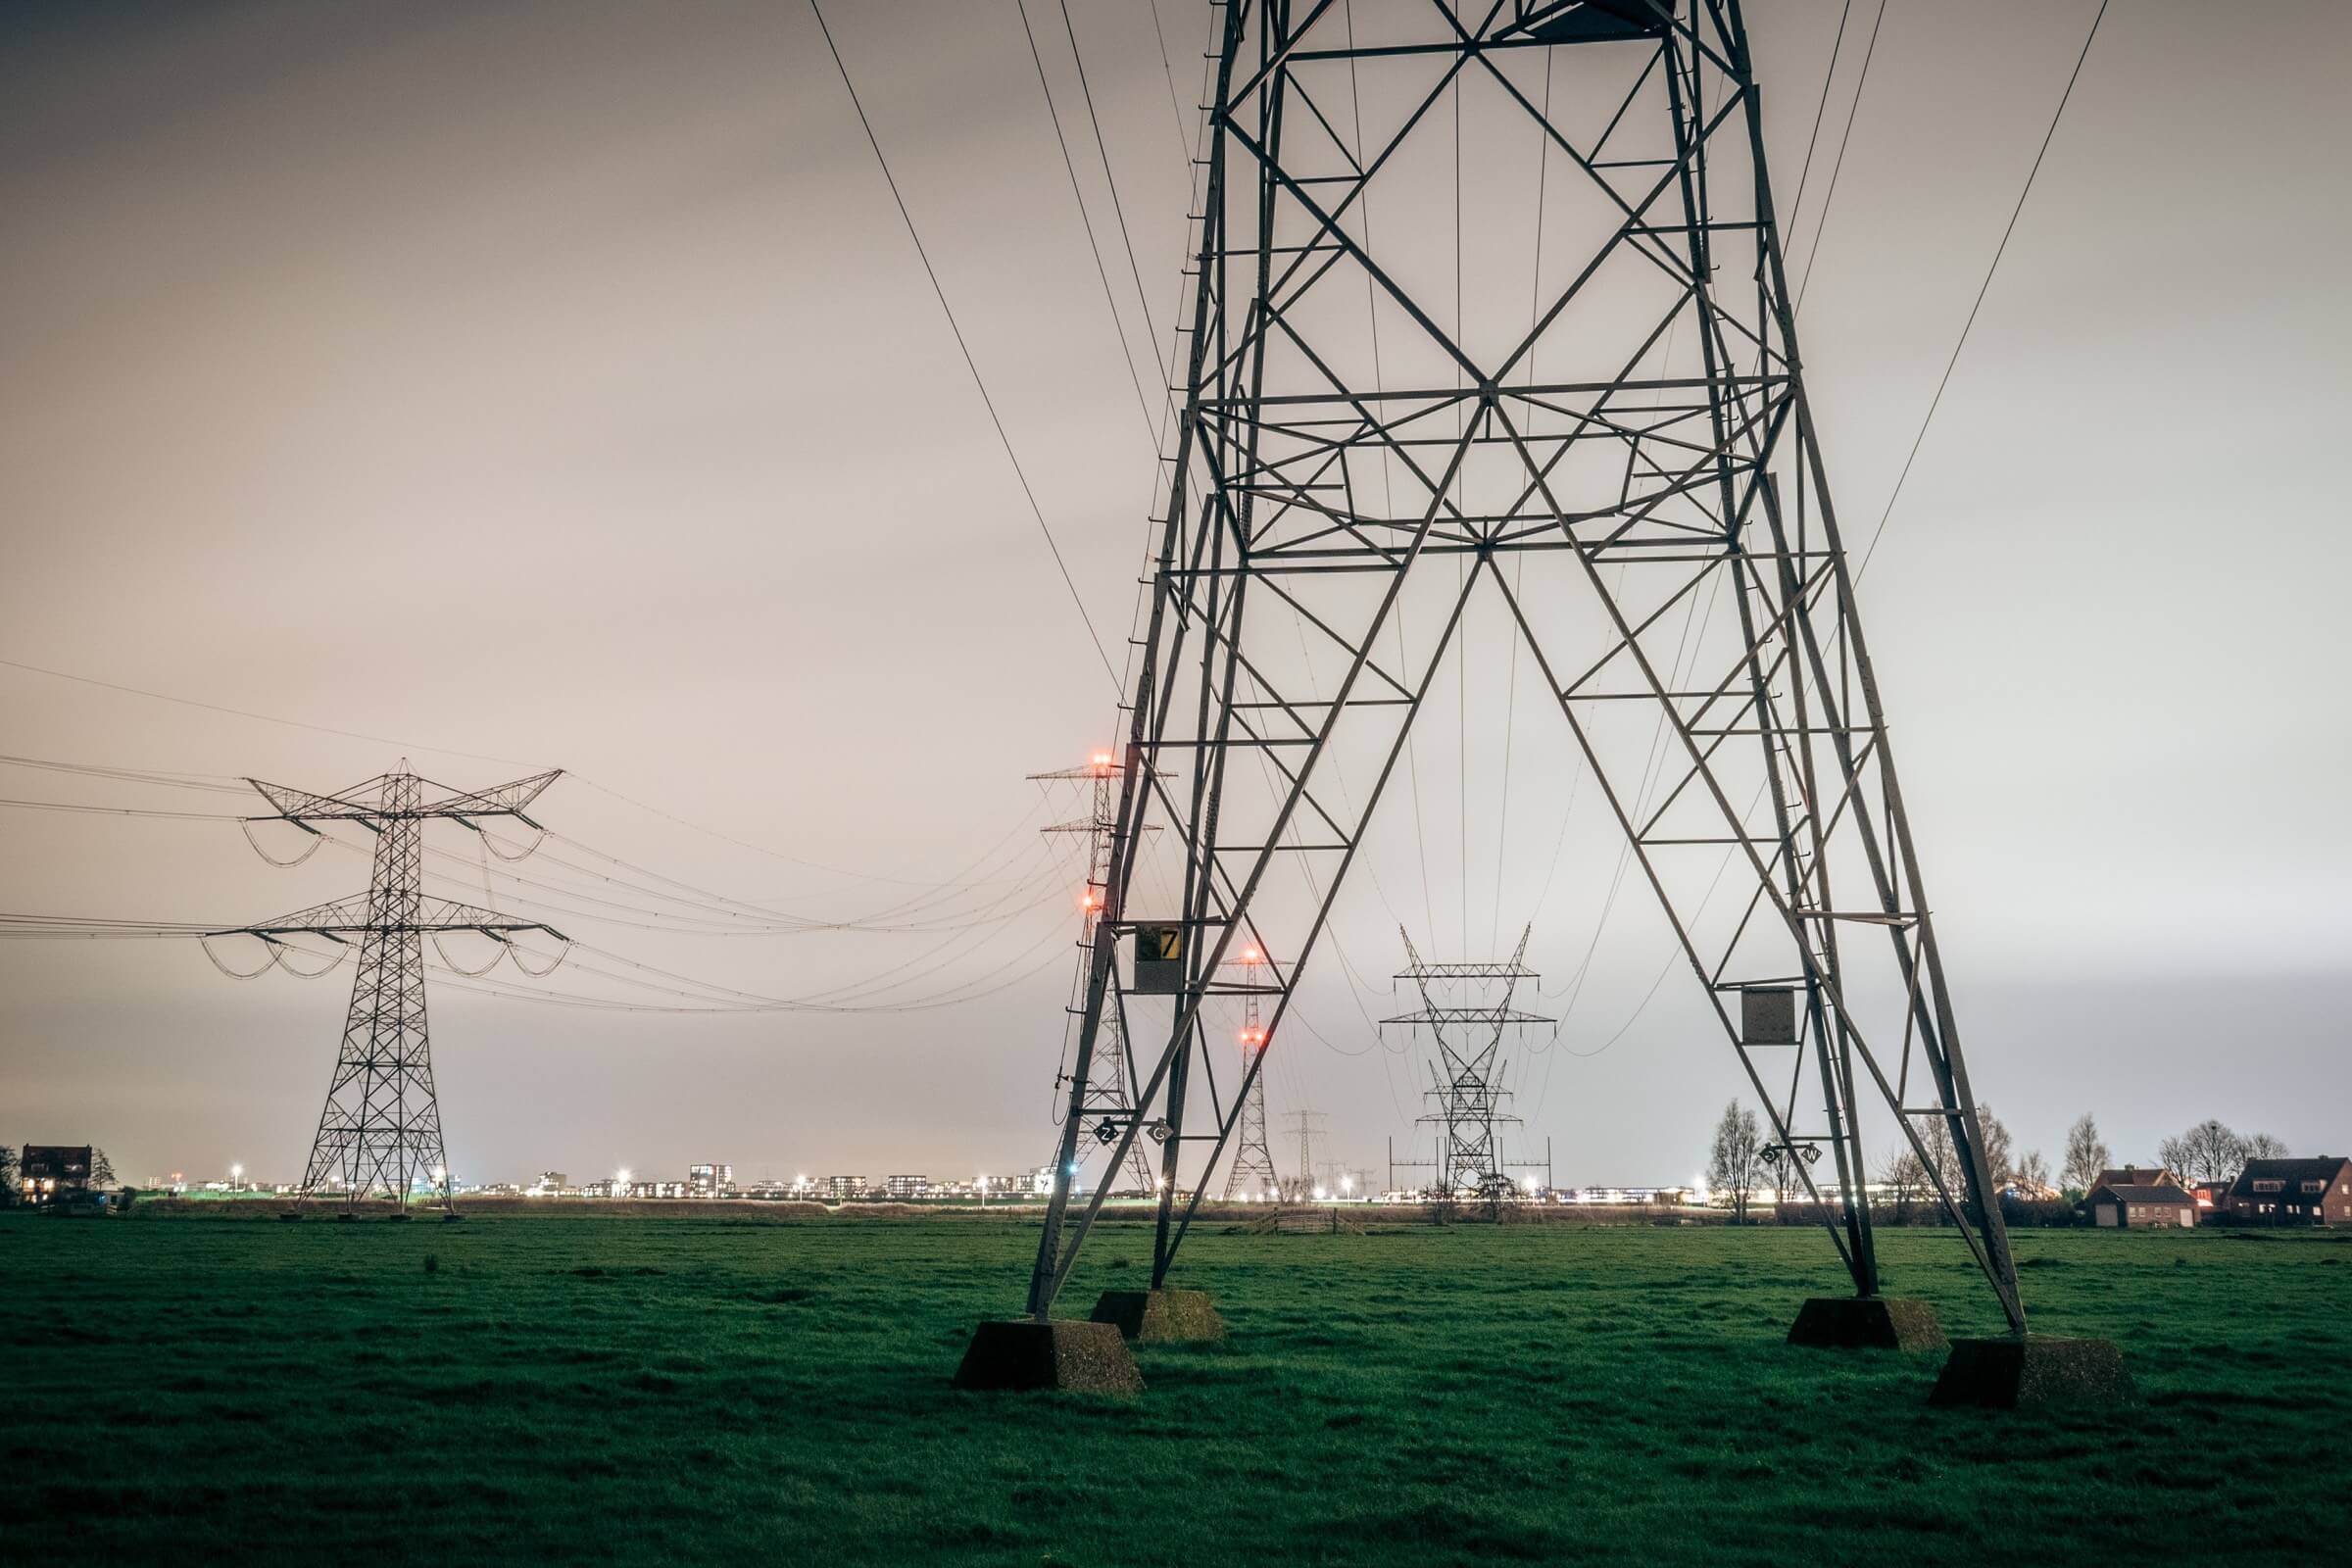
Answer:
xmin=1011 ymin=0 xmax=2030 ymax=1342
xmin=1384 ymin=928 xmax=1552 ymax=1200
xmin=1221 ymin=943 xmax=1279 ymax=1199
xmin=1284 ymin=1109 xmax=1326 ymax=1202
xmin=1033 ymin=751 xmax=1154 ymax=1193
xmin=220 ymin=761 xmax=564 ymax=1208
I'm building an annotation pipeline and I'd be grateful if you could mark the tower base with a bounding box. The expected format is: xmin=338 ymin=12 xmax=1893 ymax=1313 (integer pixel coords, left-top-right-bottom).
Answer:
xmin=1930 ymin=1336 xmax=2133 ymax=1408
xmin=953 ymin=1320 xmax=1143 ymax=1394
xmin=1090 ymin=1288 xmax=1226 ymax=1343
xmin=1787 ymin=1296 xmax=1947 ymax=1350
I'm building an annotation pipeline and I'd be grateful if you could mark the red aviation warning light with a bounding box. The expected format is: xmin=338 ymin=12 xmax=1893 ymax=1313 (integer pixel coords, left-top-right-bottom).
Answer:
xmin=1089 ymin=749 xmax=1115 ymax=773
xmin=1239 ymin=1026 xmax=1267 ymax=1050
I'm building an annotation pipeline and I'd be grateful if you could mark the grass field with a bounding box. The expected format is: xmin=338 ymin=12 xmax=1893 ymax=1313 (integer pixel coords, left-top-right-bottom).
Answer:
xmin=3 ymin=1209 xmax=2344 ymax=1565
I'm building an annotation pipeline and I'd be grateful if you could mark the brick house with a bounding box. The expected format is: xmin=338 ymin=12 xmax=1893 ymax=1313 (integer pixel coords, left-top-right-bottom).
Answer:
xmin=2085 ymin=1181 xmax=2197 ymax=1229
xmin=2185 ymin=1178 xmax=2230 ymax=1214
xmin=2225 ymin=1156 xmax=2352 ymax=1226
xmin=18 ymin=1145 xmax=93 ymax=1206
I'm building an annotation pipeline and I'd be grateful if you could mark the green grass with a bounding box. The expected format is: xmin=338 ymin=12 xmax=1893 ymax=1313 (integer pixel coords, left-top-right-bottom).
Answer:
xmin=3 ymin=1211 xmax=2344 ymax=1565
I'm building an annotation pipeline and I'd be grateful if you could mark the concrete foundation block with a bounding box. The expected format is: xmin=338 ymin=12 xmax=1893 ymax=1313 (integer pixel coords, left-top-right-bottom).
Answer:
xmin=953 ymin=1319 xmax=1144 ymax=1394
xmin=1787 ymin=1296 xmax=1948 ymax=1351
xmin=1090 ymin=1288 xmax=1227 ymax=1343
xmin=1930 ymin=1335 xmax=2134 ymax=1408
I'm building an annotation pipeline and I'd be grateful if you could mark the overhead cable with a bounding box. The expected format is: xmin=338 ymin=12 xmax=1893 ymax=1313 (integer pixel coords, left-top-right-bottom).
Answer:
xmin=1855 ymin=0 xmax=2110 ymax=580
xmin=808 ymin=0 xmax=1119 ymax=689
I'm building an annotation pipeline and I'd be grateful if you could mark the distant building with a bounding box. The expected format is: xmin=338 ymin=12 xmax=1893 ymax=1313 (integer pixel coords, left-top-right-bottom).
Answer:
xmin=2185 ymin=1179 xmax=2230 ymax=1213
xmin=2085 ymin=1181 xmax=2196 ymax=1229
xmin=19 ymin=1146 xmax=92 ymax=1206
xmin=688 ymin=1163 xmax=733 ymax=1198
xmin=2225 ymin=1157 xmax=2352 ymax=1226
xmin=885 ymin=1174 xmax=927 ymax=1200
xmin=2091 ymin=1166 xmax=2178 ymax=1191
xmin=536 ymin=1170 xmax=569 ymax=1193
xmin=624 ymin=1180 xmax=686 ymax=1199
xmin=820 ymin=1175 xmax=866 ymax=1201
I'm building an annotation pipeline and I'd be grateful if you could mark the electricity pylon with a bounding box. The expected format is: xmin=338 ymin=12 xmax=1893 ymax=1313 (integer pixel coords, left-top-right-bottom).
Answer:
xmin=1033 ymin=752 xmax=1155 ymax=1193
xmin=1021 ymin=0 xmax=2027 ymax=1337
xmin=1220 ymin=944 xmax=1279 ymax=1199
xmin=220 ymin=761 xmax=564 ymax=1208
xmin=1384 ymin=928 xmax=1552 ymax=1200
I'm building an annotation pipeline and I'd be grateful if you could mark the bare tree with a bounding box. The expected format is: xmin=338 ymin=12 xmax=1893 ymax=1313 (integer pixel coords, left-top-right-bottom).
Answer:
xmin=1706 ymin=1102 xmax=1763 ymax=1222
xmin=1976 ymin=1103 xmax=2016 ymax=1187
xmin=0 ymin=1144 xmax=15 ymax=1206
xmin=2173 ymin=1119 xmax=2246 ymax=1186
xmin=1882 ymin=1143 xmax=1929 ymax=1223
xmin=89 ymin=1148 xmax=116 ymax=1188
xmin=2061 ymin=1114 xmax=2110 ymax=1195
xmin=1919 ymin=1115 xmax=1964 ymax=1202
xmin=2017 ymin=1150 xmax=2052 ymax=1195
xmin=2244 ymin=1132 xmax=2288 ymax=1162
xmin=2157 ymin=1134 xmax=2194 ymax=1181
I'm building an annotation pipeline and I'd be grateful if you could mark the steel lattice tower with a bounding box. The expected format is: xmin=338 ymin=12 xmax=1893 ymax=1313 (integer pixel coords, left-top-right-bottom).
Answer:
xmin=1220 ymin=945 xmax=1279 ymax=1199
xmin=1034 ymin=754 xmax=1156 ymax=1193
xmin=1384 ymin=928 xmax=1551 ymax=1199
xmin=1020 ymin=0 xmax=2027 ymax=1335
xmin=220 ymin=762 xmax=564 ymax=1207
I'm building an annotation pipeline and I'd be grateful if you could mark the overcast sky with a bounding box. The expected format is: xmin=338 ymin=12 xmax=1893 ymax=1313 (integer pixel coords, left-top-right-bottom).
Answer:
xmin=3 ymin=0 xmax=2346 ymax=1192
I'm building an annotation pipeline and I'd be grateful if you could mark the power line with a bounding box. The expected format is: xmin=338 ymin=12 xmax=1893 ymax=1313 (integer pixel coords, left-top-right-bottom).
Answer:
xmin=0 ymin=657 xmax=539 ymax=768
xmin=1790 ymin=0 xmax=1886 ymax=315
xmin=0 ymin=753 xmax=252 ymax=794
xmin=807 ymin=0 xmax=1118 ymax=690
xmin=1054 ymin=0 xmax=1168 ymax=389
xmin=1014 ymin=0 xmax=1160 ymax=441
xmin=1856 ymin=0 xmax=2110 ymax=580
xmin=0 ymin=798 xmax=244 ymax=820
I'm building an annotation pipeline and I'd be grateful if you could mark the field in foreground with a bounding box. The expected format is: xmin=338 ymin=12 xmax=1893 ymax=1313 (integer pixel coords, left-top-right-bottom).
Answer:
xmin=3 ymin=1211 xmax=2344 ymax=1565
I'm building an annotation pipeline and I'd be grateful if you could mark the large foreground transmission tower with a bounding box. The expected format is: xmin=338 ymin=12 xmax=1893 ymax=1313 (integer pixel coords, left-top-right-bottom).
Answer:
xmin=220 ymin=762 xmax=564 ymax=1206
xmin=1385 ymin=929 xmax=1552 ymax=1200
xmin=1020 ymin=0 xmax=2025 ymax=1334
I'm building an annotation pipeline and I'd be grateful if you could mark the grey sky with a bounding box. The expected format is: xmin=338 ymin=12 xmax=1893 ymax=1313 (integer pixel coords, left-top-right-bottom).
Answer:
xmin=3 ymin=1 xmax=2346 ymax=1191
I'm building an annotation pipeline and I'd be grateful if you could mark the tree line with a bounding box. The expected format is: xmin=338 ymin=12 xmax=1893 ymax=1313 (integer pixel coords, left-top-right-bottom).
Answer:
xmin=1705 ymin=1103 xmax=2290 ymax=1222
